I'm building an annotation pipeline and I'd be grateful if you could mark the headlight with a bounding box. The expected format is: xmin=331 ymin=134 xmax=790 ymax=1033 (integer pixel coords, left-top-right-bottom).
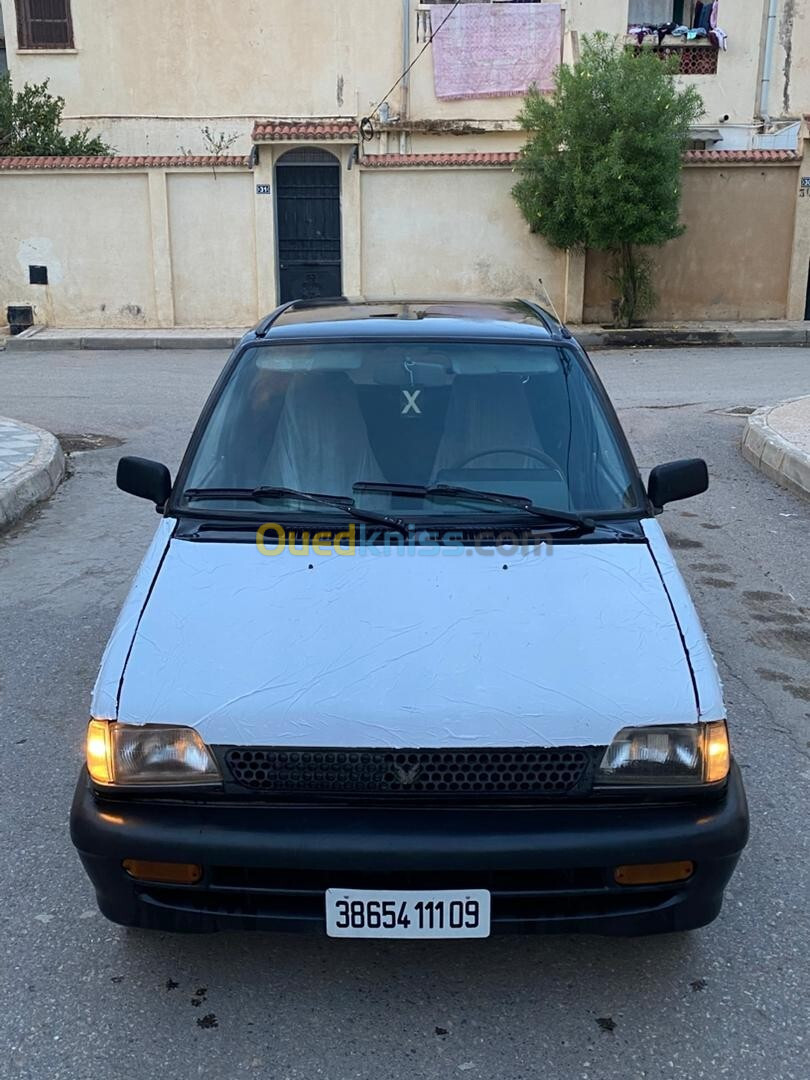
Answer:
xmin=86 ymin=720 xmax=221 ymax=786
xmin=596 ymin=721 xmax=730 ymax=787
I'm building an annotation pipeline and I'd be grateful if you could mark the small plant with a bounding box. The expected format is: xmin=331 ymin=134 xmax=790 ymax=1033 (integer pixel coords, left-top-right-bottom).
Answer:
xmin=201 ymin=126 xmax=240 ymax=155
xmin=513 ymin=34 xmax=703 ymax=328
xmin=0 ymin=74 xmax=113 ymax=156
xmin=180 ymin=127 xmax=240 ymax=156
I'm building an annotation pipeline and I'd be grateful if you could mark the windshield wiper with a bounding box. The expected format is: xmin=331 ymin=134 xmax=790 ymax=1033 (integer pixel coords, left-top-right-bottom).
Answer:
xmin=183 ymin=486 xmax=408 ymax=535
xmin=352 ymin=482 xmax=595 ymax=533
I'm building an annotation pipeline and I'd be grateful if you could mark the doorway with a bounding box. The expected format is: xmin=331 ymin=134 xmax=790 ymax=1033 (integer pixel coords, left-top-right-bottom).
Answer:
xmin=276 ymin=148 xmax=342 ymax=303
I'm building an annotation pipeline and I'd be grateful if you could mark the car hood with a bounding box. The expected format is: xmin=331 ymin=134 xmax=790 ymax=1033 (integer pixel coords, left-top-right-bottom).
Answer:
xmin=102 ymin=532 xmax=705 ymax=748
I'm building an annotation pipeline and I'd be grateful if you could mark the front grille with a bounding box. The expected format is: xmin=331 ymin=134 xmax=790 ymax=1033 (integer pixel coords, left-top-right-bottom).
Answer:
xmin=222 ymin=746 xmax=599 ymax=799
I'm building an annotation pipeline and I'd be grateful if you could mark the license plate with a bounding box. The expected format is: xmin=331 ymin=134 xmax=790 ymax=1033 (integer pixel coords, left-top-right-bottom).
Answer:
xmin=325 ymin=889 xmax=491 ymax=939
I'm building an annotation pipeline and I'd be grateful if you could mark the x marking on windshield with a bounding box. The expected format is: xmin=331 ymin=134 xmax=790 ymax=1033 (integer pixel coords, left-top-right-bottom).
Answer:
xmin=401 ymin=389 xmax=422 ymax=416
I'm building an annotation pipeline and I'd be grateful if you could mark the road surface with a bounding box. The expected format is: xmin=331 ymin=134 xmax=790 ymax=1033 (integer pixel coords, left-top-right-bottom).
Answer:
xmin=1 ymin=345 xmax=808 ymax=1080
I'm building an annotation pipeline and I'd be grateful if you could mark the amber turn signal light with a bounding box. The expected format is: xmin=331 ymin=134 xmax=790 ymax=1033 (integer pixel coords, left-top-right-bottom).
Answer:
xmin=86 ymin=719 xmax=112 ymax=784
xmin=614 ymin=861 xmax=694 ymax=886
xmin=704 ymin=721 xmax=730 ymax=783
xmin=122 ymin=860 xmax=203 ymax=885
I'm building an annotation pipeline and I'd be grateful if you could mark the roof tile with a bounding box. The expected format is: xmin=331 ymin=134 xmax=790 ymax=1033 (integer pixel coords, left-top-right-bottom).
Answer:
xmin=361 ymin=149 xmax=801 ymax=168
xmin=683 ymin=148 xmax=800 ymax=163
xmin=0 ymin=148 xmax=797 ymax=172
xmin=252 ymin=119 xmax=359 ymax=141
xmin=0 ymin=154 xmax=250 ymax=170
xmin=361 ymin=152 xmax=520 ymax=168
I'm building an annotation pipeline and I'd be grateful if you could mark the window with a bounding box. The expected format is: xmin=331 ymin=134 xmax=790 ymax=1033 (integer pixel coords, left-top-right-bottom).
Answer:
xmin=628 ymin=1 xmax=688 ymax=24
xmin=16 ymin=0 xmax=73 ymax=49
xmin=183 ymin=341 xmax=639 ymax=518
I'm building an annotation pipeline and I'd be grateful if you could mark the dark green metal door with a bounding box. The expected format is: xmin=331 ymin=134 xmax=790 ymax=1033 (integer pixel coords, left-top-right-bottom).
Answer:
xmin=276 ymin=148 xmax=342 ymax=303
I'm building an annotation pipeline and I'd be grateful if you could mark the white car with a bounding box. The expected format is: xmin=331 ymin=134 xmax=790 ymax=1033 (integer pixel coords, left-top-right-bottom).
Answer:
xmin=71 ymin=299 xmax=749 ymax=937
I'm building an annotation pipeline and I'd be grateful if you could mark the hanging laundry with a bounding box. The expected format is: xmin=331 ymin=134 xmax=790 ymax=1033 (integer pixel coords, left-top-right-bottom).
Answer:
xmin=629 ymin=22 xmax=686 ymax=47
xmin=430 ymin=3 xmax=563 ymax=99
xmin=709 ymin=27 xmax=728 ymax=50
xmin=698 ymin=1 xmax=715 ymax=32
xmin=628 ymin=25 xmax=653 ymax=45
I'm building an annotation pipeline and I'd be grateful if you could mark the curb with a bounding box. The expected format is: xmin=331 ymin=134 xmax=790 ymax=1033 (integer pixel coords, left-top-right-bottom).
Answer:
xmin=741 ymin=397 xmax=810 ymax=500
xmin=575 ymin=327 xmax=809 ymax=350
xmin=0 ymin=418 xmax=66 ymax=530
xmin=4 ymin=327 xmax=243 ymax=352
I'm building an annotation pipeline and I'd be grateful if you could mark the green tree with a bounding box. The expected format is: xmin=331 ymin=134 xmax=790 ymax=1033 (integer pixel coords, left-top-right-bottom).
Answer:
xmin=0 ymin=75 xmax=113 ymax=156
xmin=513 ymin=34 xmax=703 ymax=327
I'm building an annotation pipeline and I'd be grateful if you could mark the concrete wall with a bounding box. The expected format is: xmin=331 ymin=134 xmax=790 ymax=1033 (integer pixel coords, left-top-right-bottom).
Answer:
xmin=583 ymin=162 xmax=800 ymax=323
xmin=679 ymin=2 xmax=766 ymax=128
xmin=360 ymin=167 xmax=565 ymax=306
xmin=7 ymin=0 xmax=402 ymax=115
xmin=166 ymin=172 xmax=258 ymax=326
xmin=5 ymin=0 xmax=402 ymax=154
xmin=0 ymin=165 xmax=256 ymax=328
xmin=0 ymin=154 xmax=803 ymax=330
xmin=0 ymin=172 xmax=157 ymax=327
xmin=0 ymin=159 xmax=566 ymax=329
xmin=773 ymin=0 xmax=808 ymax=120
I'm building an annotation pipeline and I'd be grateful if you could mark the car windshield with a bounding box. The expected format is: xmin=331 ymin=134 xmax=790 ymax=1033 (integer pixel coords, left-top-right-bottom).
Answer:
xmin=180 ymin=341 xmax=638 ymax=518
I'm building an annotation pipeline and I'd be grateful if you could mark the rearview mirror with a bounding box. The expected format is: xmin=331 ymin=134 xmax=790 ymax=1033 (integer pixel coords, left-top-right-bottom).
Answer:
xmin=117 ymin=456 xmax=172 ymax=508
xmin=648 ymin=459 xmax=708 ymax=509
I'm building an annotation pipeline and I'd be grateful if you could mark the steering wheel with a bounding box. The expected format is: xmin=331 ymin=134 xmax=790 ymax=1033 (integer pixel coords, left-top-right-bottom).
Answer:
xmin=455 ymin=447 xmax=562 ymax=471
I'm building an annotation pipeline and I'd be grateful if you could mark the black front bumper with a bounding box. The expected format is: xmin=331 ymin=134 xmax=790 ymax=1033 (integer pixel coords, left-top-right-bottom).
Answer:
xmin=70 ymin=763 xmax=749 ymax=936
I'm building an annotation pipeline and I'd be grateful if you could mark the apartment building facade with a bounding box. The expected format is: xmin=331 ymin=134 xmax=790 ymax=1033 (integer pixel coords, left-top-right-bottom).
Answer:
xmin=1 ymin=0 xmax=809 ymax=327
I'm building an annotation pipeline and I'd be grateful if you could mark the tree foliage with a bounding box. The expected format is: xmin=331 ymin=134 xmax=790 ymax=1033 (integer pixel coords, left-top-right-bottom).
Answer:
xmin=0 ymin=75 xmax=114 ymax=156
xmin=513 ymin=34 xmax=703 ymax=325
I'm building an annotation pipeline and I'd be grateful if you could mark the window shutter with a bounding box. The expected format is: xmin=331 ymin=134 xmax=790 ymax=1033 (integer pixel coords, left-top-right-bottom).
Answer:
xmin=17 ymin=0 xmax=74 ymax=49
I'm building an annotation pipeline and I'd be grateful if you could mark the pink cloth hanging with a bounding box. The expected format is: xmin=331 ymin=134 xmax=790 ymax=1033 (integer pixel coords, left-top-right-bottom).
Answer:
xmin=430 ymin=3 xmax=564 ymax=101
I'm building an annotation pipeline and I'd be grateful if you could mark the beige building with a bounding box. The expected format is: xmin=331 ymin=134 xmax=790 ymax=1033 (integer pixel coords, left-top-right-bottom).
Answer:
xmin=1 ymin=0 xmax=809 ymax=327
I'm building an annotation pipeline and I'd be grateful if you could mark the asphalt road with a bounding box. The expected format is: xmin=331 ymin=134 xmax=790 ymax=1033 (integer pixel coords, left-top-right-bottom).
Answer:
xmin=1 ymin=346 xmax=809 ymax=1080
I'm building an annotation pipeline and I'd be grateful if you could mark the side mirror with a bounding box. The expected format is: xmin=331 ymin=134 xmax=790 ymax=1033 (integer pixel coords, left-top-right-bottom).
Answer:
xmin=117 ymin=456 xmax=172 ymax=508
xmin=648 ymin=458 xmax=708 ymax=509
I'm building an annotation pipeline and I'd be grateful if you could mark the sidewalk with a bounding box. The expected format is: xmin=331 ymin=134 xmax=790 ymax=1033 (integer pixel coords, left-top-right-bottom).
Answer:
xmin=575 ymin=320 xmax=810 ymax=350
xmin=742 ymin=396 xmax=810 ymax=501
xmin=0 ymin=417 xmax=66 ymax=530
xmin=3 ymin=327 xmax=245 ymax=351
xmin=3 ymin=320 xmax=810 ymax=352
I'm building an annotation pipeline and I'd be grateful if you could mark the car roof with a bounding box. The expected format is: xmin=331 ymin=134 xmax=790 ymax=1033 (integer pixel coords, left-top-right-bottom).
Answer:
xmin=240 ymin=298 xmax=572 ymax=346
